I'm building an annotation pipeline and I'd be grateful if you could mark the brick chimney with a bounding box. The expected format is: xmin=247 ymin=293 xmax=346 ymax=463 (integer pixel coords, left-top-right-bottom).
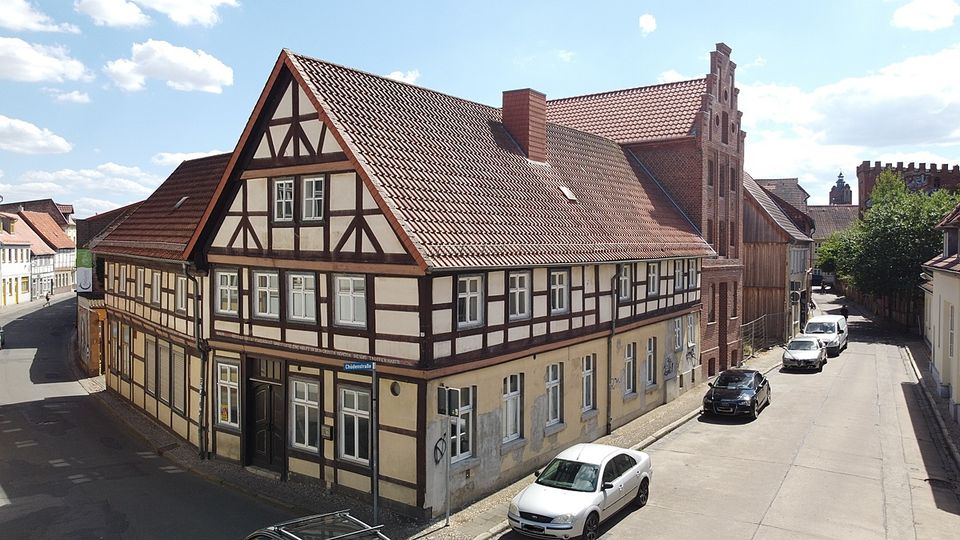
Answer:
xmin=502 ymin=89 xmax=547 ymax=162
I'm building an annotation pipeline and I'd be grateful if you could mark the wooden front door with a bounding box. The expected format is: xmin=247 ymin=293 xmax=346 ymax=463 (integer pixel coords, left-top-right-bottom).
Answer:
xmin=246 ymin=356 xmax=285 ymax=473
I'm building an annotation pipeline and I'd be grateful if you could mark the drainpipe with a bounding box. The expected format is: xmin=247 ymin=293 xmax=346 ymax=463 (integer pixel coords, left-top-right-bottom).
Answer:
xmin=183 ymin=263 xmax=210 ymax=459
xmin=605 ymin=269 xmax=619 ymax=435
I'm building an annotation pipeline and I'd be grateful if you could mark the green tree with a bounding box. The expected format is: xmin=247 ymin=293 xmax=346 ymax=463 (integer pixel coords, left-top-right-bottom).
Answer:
xmin=827 ymin=169 xmax=960 ymax=297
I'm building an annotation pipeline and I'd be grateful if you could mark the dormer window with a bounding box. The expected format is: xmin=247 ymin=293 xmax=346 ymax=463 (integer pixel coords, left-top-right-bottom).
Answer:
xmin=946 ymin=229 xmax=959 ymax=257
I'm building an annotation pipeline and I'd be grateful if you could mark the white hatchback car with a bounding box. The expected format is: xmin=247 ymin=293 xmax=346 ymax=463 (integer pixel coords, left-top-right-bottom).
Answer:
xmin=507 ymin=443 xmax=652 ymax=540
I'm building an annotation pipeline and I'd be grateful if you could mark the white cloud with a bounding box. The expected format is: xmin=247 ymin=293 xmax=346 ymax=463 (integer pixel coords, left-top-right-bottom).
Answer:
xmin=133 ymin=0 xmax=237 ymax=26
xmin=151 ymin=149 xmax=224 ymax=166
xmin=385 ymin=69 xmax=420 ymax=84
xmin=0 ymin=0 xmax=80 ymax=33
xmin=557 ymin=49 xmax=575 ymax=62
xmin=740 ymin=56 xmax=767 ymax=70
xmin=0 ymin=115 xmax=72 ymax=154
xmin=74 ymin=0 xmax=150 ymax=27
xmin=104 ymin=39 xmax=233 ymax=93
xmin=638 ymin=13 xmax=657 ymax=35
xmin=47 ymin=89 xmax=92 ymax=103
xmin=892 ymin=0 xmax=960 ymax=31
xmin=656 ymin=69 xmax=690 ymax=84
xmin=0 ymin=38 xmax=89 ymax=83
xmin=73 ymin=197 xmax=124 ymax=218
xmin=18 ymin=162 xmax=161 ymax=196
xmin=741 ymin=44 xmax=960 ymax=204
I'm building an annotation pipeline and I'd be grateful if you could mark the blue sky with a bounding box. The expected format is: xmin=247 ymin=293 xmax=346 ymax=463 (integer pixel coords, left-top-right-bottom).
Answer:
xmin=1 ymin=0 xmax=959 ymax=217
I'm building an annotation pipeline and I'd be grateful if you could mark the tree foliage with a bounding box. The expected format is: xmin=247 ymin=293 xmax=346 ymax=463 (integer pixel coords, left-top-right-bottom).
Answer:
xmin=815 ymin=169 xmax=960 ymax=296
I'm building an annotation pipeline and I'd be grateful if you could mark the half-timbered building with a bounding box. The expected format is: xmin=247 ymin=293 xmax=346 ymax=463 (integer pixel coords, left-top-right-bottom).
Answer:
xmin=97 ymin=49 xmax=715 ymax=517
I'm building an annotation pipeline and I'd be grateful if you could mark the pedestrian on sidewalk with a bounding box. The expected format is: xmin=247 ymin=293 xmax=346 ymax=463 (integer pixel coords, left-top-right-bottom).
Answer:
xmin=840 ymin=304 xmax=849 ymax=320
xmin=44 ymin=292 xmax=50 ymax=307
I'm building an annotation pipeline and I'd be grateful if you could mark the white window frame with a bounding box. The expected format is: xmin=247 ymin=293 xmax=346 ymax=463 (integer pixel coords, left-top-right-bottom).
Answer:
xmin=647 ymin=262 xmax=659 ymax=296
xmin=302 ymin=175 xmax=324 ymax=221
xmin=175 ymin=276 xmax=187 ymax=313
xmin=457 ymin=275 xmax=483 ymax=328
xmin=339 ymin=387 xmax=371 ymax=464
xmin=152 ymin=271 xmax=161 ymax=305
xmin=502 ymin=374 xmax=522 ymax=443
xmin=119 ymin=265 xmax=127 ymax=296
xmin=582 ymin=355 xmax=595 ymax=412
xmin=291 ymin=378 xmax=320 ymax=452
xmin=546 ymin=363 xmax=562 ymax=427
xmin=625 ymin=342 xmax=636 ymax=395
xmin=950 ymin=305 xmax=955 ymax=358
xmin=508 ymin=271 xmax=531 ymax=320
xmin=273 ymin=177 xmax=294 ymax=222
xmin=674 ymin=261 xmax=683 ymax=292
xmin=688 ymin=259 xmax=698 ymax=290
xmin=172 ymin=345 xmax=186 ymax=413
xmin=688 ymin=314 xmax=696 ymax=347
xmin=674 ymin=318 xmax=683 ymax=351
xmin=122 ymin=324 xmax=132 ymax=377
xmin=216 ymin=270 xmax=239 ymax=315
xmin=145 ymin=335 xmax=156 ymax=396
xmin=158 ymin=340 xmax=171 ymax=404
xmin=288 ymin=273 xmax=316 ymax=322
xmin=136 ymin=268 xmax=145 ymax=299
xmin=217 ymin=362 xmax=240 ymax=428
xmin=450 ymin=386 xmax=475 ymax=463
xmin=253 ymin=271 xmax=280 ymax=319
xmin=550 ymin=269 xmax=569 ymax=314
xmin=618 ymin=264 xmax=631 ymax=301
xmin=646 ymin=337 xmax=657 ymax=386
xmin=335 ymin=275 xmax=366 ymax=327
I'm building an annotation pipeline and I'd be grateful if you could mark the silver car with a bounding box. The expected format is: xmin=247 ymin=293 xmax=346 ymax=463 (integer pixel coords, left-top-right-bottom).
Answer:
xmin=782 ymin=335 xmax=827 ymax=371
xmin=507 ymin=443 xmax=652 ymax=540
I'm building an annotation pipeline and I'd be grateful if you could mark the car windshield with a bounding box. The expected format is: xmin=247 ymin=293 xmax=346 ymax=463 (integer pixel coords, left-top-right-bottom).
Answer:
xmin=535 ymin=458 xmax=600 ymax=492
xmin=806 ymin=322 xmax=836 ymax=334
xmin=714 ymin=371 xmax=753 ymax=389
xmin=787 ymin=340 xmax=818 ymax=351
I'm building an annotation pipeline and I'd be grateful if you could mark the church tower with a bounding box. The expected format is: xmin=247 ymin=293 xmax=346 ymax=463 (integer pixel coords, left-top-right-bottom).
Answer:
xmin=829 ymin=172 xmax=852 ymax=205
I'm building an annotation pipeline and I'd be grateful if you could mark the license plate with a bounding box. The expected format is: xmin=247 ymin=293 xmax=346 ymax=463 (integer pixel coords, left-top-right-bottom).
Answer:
xmin=523 ymin=524 xmax=545 ymax=533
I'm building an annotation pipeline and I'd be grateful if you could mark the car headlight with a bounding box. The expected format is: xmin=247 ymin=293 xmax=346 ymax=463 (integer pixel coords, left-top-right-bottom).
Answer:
xmin=552 ymin=513 xmax=576 ymax=524
xmin=739 ymin=393 xmax=752 ymax=404
xmin=509 ymin=502 xmax=519 ymax=517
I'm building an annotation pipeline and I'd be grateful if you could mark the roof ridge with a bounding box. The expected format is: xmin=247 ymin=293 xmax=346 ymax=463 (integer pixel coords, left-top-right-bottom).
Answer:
xmin=547 ymin=77 xmax=708 ymax=104
xmin=288 ymin=50 xmax=503 ymax=116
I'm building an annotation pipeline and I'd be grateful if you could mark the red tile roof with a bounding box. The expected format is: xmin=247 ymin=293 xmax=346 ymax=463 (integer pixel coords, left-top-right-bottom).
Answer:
xmin=806 ymin=205 xmax=858 ymax=241
xmin=545 ymin=79 xmax=707 ymax=144
xmin=7 ymin=214 xmax=55 ymax=255
xmin=924 ymin=254 xmax=960 ymax=273
xmin=95 ymin=153 xmax=230 ymax=260
xmin=0 ymin=199 xmax=68 ymax=226
xmin=937 ymin=200 xmax=960 ymax=229
xmin=76 ymin=201 xmax=143 ymax=248
xmin=743 ymin=173 xmax=811 ymax=242
xmin=18 ymin=211 xmax=74 ymax=250
xmin=0 ymin=213 xmax=34 ymax=248
xmin=288 ymin=52 xmax=713 ymax=268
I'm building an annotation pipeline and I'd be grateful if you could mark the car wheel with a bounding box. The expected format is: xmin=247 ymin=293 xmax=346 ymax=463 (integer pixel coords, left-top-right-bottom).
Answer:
xmin=582 ymin=512 xmax=600 ymax=540
xmin=750 ymin=401 xmax=759 ymax=420
xmin=817 ymin=360 xmax=824 ymax=372
xmin=766 ymin=389 xmax=772 ymax=407
xmin=636 ymin=478 xmax=650 ymax=507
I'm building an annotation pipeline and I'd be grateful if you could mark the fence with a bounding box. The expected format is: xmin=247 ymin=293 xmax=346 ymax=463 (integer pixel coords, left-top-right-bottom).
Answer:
xmin=741 ymin=311 xmax=789 ymax=361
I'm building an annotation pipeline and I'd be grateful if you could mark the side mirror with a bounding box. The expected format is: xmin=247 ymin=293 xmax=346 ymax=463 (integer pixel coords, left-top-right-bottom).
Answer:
xmin=708 ymin=382 xmax=714 ymax=388
xmin=601 ymin=482 xmax=614 ymax=491
xmin=534 ymin=470 xmax=540 ymax=477
xmin=839 ymin=329 xmax=845 ymax=334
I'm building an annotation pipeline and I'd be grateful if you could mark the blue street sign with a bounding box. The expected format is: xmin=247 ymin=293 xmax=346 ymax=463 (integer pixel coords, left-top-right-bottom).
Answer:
xmin=343 ymin=361 xmax=375 ymax=372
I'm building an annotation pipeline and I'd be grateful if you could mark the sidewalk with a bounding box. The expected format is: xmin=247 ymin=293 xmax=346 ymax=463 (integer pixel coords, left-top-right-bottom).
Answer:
xmin=412 ymin=341 xmax=787 ymax=540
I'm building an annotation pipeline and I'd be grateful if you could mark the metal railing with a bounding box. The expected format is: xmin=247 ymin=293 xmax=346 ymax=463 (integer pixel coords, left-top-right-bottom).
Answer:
xmin=741 ymin=311 xmax=789 ymax=361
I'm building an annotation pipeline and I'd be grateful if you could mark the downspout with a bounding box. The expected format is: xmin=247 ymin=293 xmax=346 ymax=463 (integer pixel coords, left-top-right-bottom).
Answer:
xmin=183 ymin=262 xmax=210 ymax=459
xmin=606 ymin=270 xmax=619 ymax=435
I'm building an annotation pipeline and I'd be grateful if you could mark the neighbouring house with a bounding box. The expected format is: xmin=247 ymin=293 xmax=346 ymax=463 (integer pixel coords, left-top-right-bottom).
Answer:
xmin=922 ymin=200 xmax=960 ymax=423
xmin=18 ymin=211 xmax=76 ymax=294
xmin=807 ymin=173 xmax=858 ymax=287
xmin=742 ymin=173 xmax=814 ymax=343
xmin=94 ymin=47 xmax=718 ymax=517
xmin=755 ymin=177 xmax=810 ymax=212
xmin=75 ymin=202 xmax=143 ymax=376
xmin=17 ymin=214 xmax=56 ymax=299
xmin=858 ymin=161 xmax=960 ymax=213
xmin=548 ymin=42 xmax=745 ymax=375
xmin=0 ymin=213 xmax=33 ymax=306
xmin=0 ymin=199 xmax=76 ymax=242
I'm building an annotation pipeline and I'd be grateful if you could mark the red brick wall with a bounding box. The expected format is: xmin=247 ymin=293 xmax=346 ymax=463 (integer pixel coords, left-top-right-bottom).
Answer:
xmin=502 ymin=89 xmax=547 ymax=162
xmin=857 ymin=161 xmax=960 ymax=211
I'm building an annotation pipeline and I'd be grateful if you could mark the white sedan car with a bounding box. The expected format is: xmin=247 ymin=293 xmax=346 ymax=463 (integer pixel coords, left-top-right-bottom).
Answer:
xmin=507 ymin=443 xmax=652 ymax=539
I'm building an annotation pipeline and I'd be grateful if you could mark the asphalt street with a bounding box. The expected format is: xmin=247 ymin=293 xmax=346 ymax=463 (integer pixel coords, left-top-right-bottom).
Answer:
xmin=500 ymin=306 xmax=960 ymax=539
xmin=0 ymin=297 xmax=293 ymax=540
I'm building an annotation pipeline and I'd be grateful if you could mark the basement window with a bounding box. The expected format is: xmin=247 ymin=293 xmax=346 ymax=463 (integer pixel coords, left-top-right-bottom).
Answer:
xmin=174 ymin=196 xmax=189 ymax=209
xmin=558 ymin=185 xmax=577 ymax=202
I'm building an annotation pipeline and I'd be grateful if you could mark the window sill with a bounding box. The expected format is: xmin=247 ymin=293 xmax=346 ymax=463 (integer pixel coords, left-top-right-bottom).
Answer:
xmin=450 ymin=456 xmax=480 ymax=473
xmin=580 ymin=409 xmax=598 ymax=423
xmin=645 ymin=384 xmax=659 ymax=394
xmin=623 ymin=391 xmax=639 ymax=403
xmin=215 ymin=423 xmax=241 ymax=435
xmin=500 ymin=437 xmax=527 ymax=455
xmin=543 ymin=422 xmax=566 ymax=437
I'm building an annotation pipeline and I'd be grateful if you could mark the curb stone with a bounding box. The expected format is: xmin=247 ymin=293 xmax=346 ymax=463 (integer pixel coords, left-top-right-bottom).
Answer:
xmin=471 ymin=358 xmax=783 ymax=540
xmin=902 ymin=346 xmax=960 ymax=474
